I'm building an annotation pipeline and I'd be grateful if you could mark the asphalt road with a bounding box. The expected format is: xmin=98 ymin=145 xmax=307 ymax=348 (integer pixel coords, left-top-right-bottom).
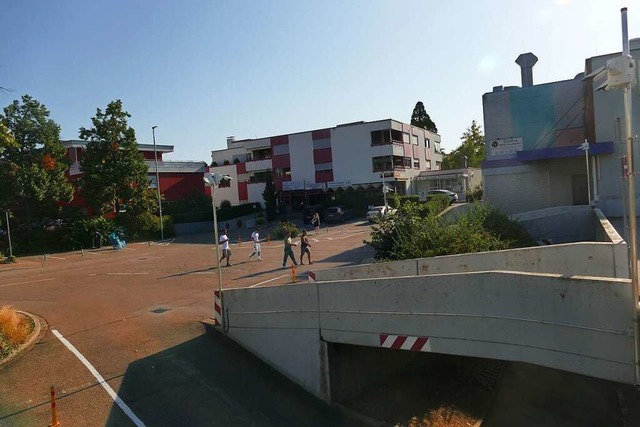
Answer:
xmin=0 ymin=221 xmax=374 ymax=426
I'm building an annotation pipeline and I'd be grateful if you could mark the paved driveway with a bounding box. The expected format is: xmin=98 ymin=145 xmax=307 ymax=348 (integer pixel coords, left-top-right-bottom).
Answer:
xmin=0 ymin=221 xmax=373 ymax=426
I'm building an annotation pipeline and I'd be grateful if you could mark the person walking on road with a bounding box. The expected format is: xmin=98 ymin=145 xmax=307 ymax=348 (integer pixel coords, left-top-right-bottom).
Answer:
xmin=300 ymin=230 xmax=313 ymax=265
xmin=282 ymin=231 xmax=298 ymax=268
xmin=219 ymin=229 xmax=232 ymax=267
xmin=249 ymin=227 xmax=262 ymax=261
xmin=311 ymin=211 xmax=320 ymax=235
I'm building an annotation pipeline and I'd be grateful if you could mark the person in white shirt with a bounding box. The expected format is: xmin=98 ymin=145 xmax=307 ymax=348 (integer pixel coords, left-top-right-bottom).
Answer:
xmin=249 ymin=227 xmax=262 ymax=261
xmin=219 ymin=229 xmax=232 ymax=267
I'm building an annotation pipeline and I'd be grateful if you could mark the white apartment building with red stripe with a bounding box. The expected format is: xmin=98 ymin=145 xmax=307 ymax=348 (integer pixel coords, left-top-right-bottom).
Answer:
xmin=207 ymin=119 xmax=444 ymax=208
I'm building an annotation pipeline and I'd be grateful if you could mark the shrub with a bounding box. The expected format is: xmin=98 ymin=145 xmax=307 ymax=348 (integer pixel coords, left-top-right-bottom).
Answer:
xmin=116 ymin=213 xmax=174 ymax=241
xmin=63 ymin=216 xmax=117 ymax=249
xmin=220 ymin=200 xmax=232 ymax=210
xmin=0 ymin=306 xmax=33 ymax=359
xmin=270 ymin=221 xmax=300 ymax=239
xmin=366 ymin=200 xmax=534 ymax=261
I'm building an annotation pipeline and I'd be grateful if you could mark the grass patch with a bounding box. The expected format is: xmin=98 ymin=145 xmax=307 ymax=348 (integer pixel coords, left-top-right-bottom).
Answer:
xmin=0 ymin=306 xmax=34 ymax=360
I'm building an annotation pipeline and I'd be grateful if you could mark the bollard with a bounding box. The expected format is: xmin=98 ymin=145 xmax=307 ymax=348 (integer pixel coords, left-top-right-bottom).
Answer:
xmin=291 ymin=264 xmax=297 ymax=283
xmin=238 ymin=235 xmax=242 ymax=245
xmin=49 ymin=386 xmax=60 ymax=427
xmin=267 ymin=234 xmax=270 ymax=246
xmin=81 ymin=248 xmax=85 ymax=257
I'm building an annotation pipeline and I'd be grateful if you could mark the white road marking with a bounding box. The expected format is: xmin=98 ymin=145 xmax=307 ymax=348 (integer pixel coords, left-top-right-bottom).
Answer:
xmin=49 ymin=256 xmax=66 ymax=260
xmin=0 ymin=278 xmax=55 ymax=288
xmin=51 ymin=329 xmax=145 ymax=427
xmin=250 ymin=274 xmax=290 ymax=288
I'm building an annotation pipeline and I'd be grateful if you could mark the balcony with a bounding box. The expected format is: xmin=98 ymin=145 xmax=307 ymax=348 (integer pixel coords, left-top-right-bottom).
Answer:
xmin=245 ymin=158 xmax=272 ymax=172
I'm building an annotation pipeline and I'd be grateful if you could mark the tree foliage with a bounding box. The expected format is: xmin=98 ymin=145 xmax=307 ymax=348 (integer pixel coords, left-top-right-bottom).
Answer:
xmin=262 ymin=172 xmax=278 ymax=221
xmin=410 ymin=101 xmax=438 ymax=133
xmin=442 ymin=120 xmax=485 ymax=170
xmin=0 ymin=95 xmax=73 ymax=218
xmin=79 ymin=100 xmax=154 ymax=216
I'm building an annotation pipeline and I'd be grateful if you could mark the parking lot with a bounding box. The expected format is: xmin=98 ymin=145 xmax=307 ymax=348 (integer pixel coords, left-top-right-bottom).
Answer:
xmin=0 ymin=221 xmax=373 ymax=426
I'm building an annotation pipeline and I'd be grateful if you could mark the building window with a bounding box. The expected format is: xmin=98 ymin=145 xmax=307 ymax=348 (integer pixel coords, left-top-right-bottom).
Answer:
xmin=313 ymin=138 xmax=331 ymax=149
xmin=371 ymin=130 xmax=391 ymax=146
xmin=403 ymin=157 xmax=411 ymax=167
xmin=425 ymin=138 xmax=431 ymax=148
xmin=247 ymin=148 xmax=271 ymax=161
xmin=250 ymin=170 xmax=273 ymax=183
xmin=434 ymin=140 xmax=441 ymax=153
xmin=413 ymin=161 xmax=420 ymax=168
xmin=425 ymin=160 xmax=432 ymax=170
xmin=272 ymin=144 xmax=289 ymax=156
xmin=219 ymin=177 xmax=231 ymax=188
xmin=411 ymin=134 xmax=419 ymax=145
xmin=402 ymin=132 xmax=410 ymax=143
xmin=435 ymin=161 xmax=442 ymax=170
xmin=372 ymin=156 xmax=392 ymax=172
xmin=314 ymin=162 xmax=332 ymax=171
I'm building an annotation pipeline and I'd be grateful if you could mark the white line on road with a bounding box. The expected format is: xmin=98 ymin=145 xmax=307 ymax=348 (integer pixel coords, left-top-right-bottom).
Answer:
xmin=49 ymin=256 xmax=66 ymax=260
xmin=0 ymin=278 xmax=55 ymax=288
xmin=250 ymin=274 xmax=290 ymax=288
xmin=52 ymin=329 xmax=145 ymax=427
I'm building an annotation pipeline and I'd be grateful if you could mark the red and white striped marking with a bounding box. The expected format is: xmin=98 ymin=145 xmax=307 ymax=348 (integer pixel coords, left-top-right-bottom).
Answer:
xmin=380 ymin=334 xmax=431 ymax=352
xmin=308 ymin=271 xmax=316 ymax=282
xmin=213 ymin=290 xmax=223 ymax=326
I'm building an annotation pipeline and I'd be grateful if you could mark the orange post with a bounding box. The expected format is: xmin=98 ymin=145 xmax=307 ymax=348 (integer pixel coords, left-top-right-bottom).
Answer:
xmin=267 ymin=234 xmax=270 ymax=246
xmin=238 ymin=235 xmax=242 ymax=245
xmin=291 ymin=264 xmax=297 ymax=283
xmin=50 ymin=386 xmax=60 ymax=427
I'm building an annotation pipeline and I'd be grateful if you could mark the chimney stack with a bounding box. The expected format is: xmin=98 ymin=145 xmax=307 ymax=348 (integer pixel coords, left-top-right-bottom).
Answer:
xmin=515 ymin=53 xmax=538 ymax=87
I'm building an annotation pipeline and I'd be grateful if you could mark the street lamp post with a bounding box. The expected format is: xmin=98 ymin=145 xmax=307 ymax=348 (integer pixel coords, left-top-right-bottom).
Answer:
xmin=152 ymin=126 xmax=164 ymax=241
xmin=204 ymin=172 xmax=232 ymax=328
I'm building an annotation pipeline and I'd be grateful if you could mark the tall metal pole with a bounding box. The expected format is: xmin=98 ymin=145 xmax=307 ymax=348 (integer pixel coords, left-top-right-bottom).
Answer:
xmin=584 ymin=140 xmax=591 ymax=204
xmin=210 ymin=181 xmax=224 ymax=326
xmin=5 ymin=211 xmax=12 ymax=259
xmin=152 ymin=126 xmax=164 ymax=241
xmin=620 ymin=6 xmax=640 ymax=386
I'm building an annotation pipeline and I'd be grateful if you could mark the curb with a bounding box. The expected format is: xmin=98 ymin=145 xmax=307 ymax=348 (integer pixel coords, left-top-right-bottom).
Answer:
xmin=0 ymin=310 xmax=47 ymax=370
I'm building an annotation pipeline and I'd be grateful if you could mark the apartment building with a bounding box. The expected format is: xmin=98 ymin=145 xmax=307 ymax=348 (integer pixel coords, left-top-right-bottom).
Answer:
xmin=207 ymin=119 xmax=444 ymax=208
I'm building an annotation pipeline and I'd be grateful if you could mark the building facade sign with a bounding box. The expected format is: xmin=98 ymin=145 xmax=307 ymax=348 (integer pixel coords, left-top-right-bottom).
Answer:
xmin=489 ymin=137 xmax=523 ymax=156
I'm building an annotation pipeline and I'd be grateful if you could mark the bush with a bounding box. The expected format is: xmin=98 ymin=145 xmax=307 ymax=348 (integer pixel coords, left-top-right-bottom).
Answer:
xmin=63 ymin=216 xmax=117 ymax=249
xmin=366 ymin=201 xmax=534 ymax=261
xmin=116 ymin=213 xmax=174 ymax=241
xmin=0 ymin=306 xmax=34 ymax=360
xmin=467 ymin=186 xmax=483 ymax=202
xmin=270 ymin=221 xmax=300 ymax=239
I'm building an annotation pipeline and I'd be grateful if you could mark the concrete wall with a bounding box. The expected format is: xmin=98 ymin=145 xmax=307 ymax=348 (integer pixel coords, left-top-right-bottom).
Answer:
xmin=512 ymin=205 xmax=595 ymax=243
xmin=317 ymin=271 xmax=635 ymax=385
xmin=223 ymin=270 xmax=636 ymax=402
xmin=311 ymin=240 xmax=628 ymax=282
xmin=222 ymin=285 xmax=331 ymax=401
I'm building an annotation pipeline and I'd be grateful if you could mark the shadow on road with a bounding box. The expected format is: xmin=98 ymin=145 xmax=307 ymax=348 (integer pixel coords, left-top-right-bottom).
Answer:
xmin=105 ymin=324 xmax=368 ymax=427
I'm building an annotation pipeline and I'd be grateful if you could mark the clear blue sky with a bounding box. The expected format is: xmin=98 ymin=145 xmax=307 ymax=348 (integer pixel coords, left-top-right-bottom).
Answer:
xmin=1 ymin=0 xmax=632 ymax=162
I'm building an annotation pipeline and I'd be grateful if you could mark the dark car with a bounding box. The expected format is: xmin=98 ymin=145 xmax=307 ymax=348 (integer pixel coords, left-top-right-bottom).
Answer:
xmin=303 ymin=205 xmax=324 ymax=224
xmin=324 ymin=206 xmax=353 ymax=223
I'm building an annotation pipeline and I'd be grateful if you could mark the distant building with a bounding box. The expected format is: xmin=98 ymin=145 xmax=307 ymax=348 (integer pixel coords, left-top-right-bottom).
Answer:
xmin=414 ymin=168 xmax=482 ymax=202
xmin=481 ymin=45 xmax=635 ymax=214
xmin=207 ymin=119 xmax=444 ymax=209
xmin=61 ymin=140 xmax=207 ymax=213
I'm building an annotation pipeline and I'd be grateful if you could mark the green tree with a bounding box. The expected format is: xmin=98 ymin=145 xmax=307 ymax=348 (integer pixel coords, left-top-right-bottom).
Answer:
xmin=410 ymin=101 xmax=438 ymax=133
xmin=262 ymin=172 xmax=278 ymax=222
xmin=442 ymin=120 xmax=485 ymax=170
xmin=0 ymin=95 xmax=73 ymax=220
xmin=79 ymin=100 xmax=154 ymax=216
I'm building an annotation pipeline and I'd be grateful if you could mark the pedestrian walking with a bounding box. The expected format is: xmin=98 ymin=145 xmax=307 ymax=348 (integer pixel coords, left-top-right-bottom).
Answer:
xmin=219 ymin=229 xmax=232 ymax=267
xmin=311 ymin=211 xmax=320 ymax=234
xmin=282 ymin=231 xmax=298 ymax=268
xmin=249 ymin=227 xmax=262 ymax=261
xmin=300 ymin=229 xmax=313 ymax=265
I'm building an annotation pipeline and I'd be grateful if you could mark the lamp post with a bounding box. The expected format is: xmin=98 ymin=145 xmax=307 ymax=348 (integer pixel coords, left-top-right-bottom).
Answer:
xmin=152 ymin=126 xmax=164 ymax=241
xmin=204 ymin=172 xmax=232 ymax=327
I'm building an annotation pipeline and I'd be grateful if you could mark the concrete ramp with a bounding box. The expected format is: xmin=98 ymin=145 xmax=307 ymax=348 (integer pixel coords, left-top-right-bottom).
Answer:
xmin=222 ymin=270 xmax=636 ymax=402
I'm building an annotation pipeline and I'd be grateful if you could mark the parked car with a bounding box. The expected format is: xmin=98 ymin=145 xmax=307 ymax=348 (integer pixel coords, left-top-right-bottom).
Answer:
xmin=366 ymin=205 xmax=397 ymax=222
xmin=426 ymin=189 xmax=458 ymax=204
xmin=325 ymin=206 xmax=353 ymax=223
xmin=302 ymin=205 xmax=324 ymax=224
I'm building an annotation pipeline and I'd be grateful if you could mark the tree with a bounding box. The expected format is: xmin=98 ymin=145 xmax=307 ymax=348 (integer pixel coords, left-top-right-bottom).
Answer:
xmin=262 ymin=172 xmax=278 ymax=222
xmin=0 ymin=95 xmax=73 ymax=220
xmin=442 ymin=120 xmax=485 ymax=170
xmin=79 ymin=100 xmax=154 ymax=216
xmin=410 ymin=101 xmax=438 ymax=133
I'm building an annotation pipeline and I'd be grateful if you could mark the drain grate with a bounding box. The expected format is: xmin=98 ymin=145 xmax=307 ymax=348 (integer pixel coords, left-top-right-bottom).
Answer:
xmin=151 ymin=307 xmax=171 ymax=314
xmin=473 ymin=359 xmax=506 ymax=390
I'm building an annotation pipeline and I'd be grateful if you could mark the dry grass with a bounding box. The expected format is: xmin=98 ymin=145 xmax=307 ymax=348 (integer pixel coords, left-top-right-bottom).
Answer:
xmin=0 ymin=305 xmax=32 ymax=352
xmin=402 ymin=406 xmax=477 ymax=427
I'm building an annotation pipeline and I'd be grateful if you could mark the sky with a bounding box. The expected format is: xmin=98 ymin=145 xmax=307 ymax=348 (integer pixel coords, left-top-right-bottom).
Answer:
xmin=0 ymin=0 xmax=634 ymax=162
